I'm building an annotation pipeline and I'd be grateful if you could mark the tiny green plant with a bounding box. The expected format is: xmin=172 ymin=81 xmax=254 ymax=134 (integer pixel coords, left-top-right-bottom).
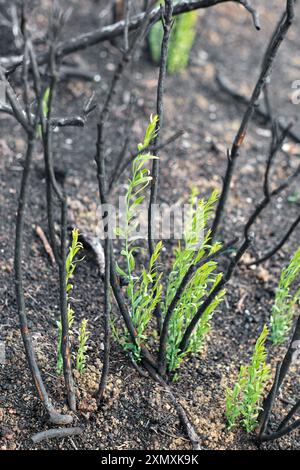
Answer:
xmin=115 ymin=114 xmax=162 ymax=361
xmin=56 ymin=304 xmax=74 ymax=374
xmin=56 ymin=228 xmax=84 ymax=374
xmin=76 ymin=319 xmax=89 ymax=373
xmin=164 ymin=189 xmax=226 ymax=373
xmin=149 ymin=2 xmax=198 ymax=74
xmin=270 ymin=247 xmax=300 ymax=345
xmin=38 ymin=86 xmax=50 ymax=137
xmin=225 ymin=325 xmax=271 ymax=433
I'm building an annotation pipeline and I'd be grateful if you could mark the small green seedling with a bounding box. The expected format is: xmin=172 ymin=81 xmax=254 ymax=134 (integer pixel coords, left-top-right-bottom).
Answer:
xmin=56 ymin=304 xmax=74 ymax=375
xmin=164 ymin=189 xmax=225 ymax=372
xmin=76 ymin=319 xmax=89 ymax=373
xmin=270 ymin=247 xmax=300 ymax=345
xmin=38 ymin=87 xmax=50 ymax=137
xmin=225 ymin=325 xmax=271 ymax=433
xmin=115 ymin=114 xmax=162 ymax=361
xmin=149 ymin=2 xmax=198 ymax=74
xmin=56 ymin=228 xmax=85 ymax=374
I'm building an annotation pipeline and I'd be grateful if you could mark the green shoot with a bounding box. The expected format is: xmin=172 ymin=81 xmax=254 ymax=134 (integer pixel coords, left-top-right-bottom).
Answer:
xmin=56 ymin=304 xmax=74 ymax=374
xmin=56 ymin=228 xmax=84 ymax=374
xmin=66 ymin=228 xmax=84 ymax=293
xmin=164 ymin=189 xmax=226 ymax=372
xmin=76 ymin=319 xmax=89 ymax=374
xmin=225 ymin=325 xmax=271 ymax=433
xmin=149 ymin=2 xmax=198 ymax=74
xmin=115 ymin=115 xmax=162 ymax=361
xmin=38 ymin=87 xmax=50 ymax=137
xmin=270 ymin=247 xmax=300 ymax=345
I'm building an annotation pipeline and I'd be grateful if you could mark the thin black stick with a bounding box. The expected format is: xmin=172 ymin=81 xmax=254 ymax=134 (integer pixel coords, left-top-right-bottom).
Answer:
xmin=259 ymin=418 xmax=300 ymax=442
xmin=11 ymin=17 xmax=72 ymax=426
xmin=247 ymin=213 xmax=300 ymax=267
xmin=148 ymin=0 xmax=174 ymax=334
xmin=148 ymin=0 xmax=173 ymax=258
xmin=97 ymin=236 xmax=111 ymax=403
xmin=31 ymin=427 xmax=83 ymax=444
xmin=211 ymin=0 xmax=295 ymax=239
xmin=59 ymin=197 xmax=76 ymax=411
xmin=258 ymin=280 xmax=300 ymax=442
xmin=278 ymin=398 xmax=300 ymax=432
xmin=14 ymin=136 xmax=71 ymax=425
xmin=258 ymin=362 xmax=281 ymax=440
xmin=216 ymin=73 xmax=300 ymax=145
xmin=1 ymin=0 xmax=260 ymax=70
xmin=124 ymin=0 xmax=132 ymax=52
xmin=44 ymin=40 xmax=76 ymax=410
xmin=158 ymin=238 xmax=238 ymax=375
xmin=142 ymin=360 xmax=201 ymax=449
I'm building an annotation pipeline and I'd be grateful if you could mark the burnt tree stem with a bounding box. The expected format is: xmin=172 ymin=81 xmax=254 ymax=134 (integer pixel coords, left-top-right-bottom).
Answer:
xmin=211 ymin=0 xmax=295 ymax=239
xmin=2 ymin=1 xmax=259 ymax=71
xmin=148 ymin=0 xmax=174 ymax=334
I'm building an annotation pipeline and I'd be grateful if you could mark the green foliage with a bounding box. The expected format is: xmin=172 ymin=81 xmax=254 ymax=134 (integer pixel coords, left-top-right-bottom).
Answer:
xmin=115 ymin=115 xmax=162 ymax=361
xmin=225 ymin=325 xmax=271 ymax=433
xmin=42 ymin=87 xmax=50 ymax=117
xmin=76 ymin=319 xmax=89 ymax=373
xmin=113 ymin=117 xmax=225 ymax=373
xmin=56 ymin=229 xmax=85 ymax=374
xmin=270 ymin=247 xmax=300 ymax=345
xmin=164 ymin=189 xmax=225 ymax=372
xmin=56 ymin=304 xmax=74 ymax=374
xmin=66 ymin=228 xmax=84 ymax=293
xmin=149 ymin=2 xmax=198 ymax=74
xmin=38 ymin=87 xmax=50 ymax=137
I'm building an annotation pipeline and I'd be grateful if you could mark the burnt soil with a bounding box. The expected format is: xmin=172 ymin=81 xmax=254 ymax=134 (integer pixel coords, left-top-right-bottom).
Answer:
xmin=1 ymin=0 xmax=300 ymax=450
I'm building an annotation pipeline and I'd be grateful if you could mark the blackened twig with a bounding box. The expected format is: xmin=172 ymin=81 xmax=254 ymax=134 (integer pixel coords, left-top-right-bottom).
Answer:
xmin=14 ymin=136 xmax=72 ymax=426
xmin=211 ymin=0 xmax=296 ymax=239
xmin=142 ymin=361 xmax=201 ymax=449
xmin=39 ymin=31 xmax=76 ymax=411
xmin=247 ymin=213 xmax=300 ymax=266
xmin=277 ymin=398 xmax=300 ymax=432
xmin=31 ymin=427 xmax=83 ymax=444
xmin=12 ymin=18 xmax=72 ymax=425
xmin=0 ymin=0 xmax=260 ymax=70
xmin=148 ymin=0 xmax=174 ymax=334
xmin=35 ymin=225 xmax=56 ymax=266
xmin=124 ymin=0 xmax=132 ymax=52
xmin=148 ymin=0 xmax=173 ymax=258
xmin=216 ymin=72 xmax=300 ymax=145
xmin=258 ymin=362 xmax=281 ymax=440
xmin=259 ymin=313 xmax=300 ymax=442
xmin=97 ymin=236 xmax=111 ymax=403
xmin=259 ymin=418 xmax=300 ymax=442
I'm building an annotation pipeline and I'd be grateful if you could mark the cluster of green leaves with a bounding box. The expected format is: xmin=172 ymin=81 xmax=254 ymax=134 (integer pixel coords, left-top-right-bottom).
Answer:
xmin=76 ymin=319 xmax=89 ymax=374
xmin=270 ymin=247 xmax=300 ymax=345
xmin=114 ymin=116 xmax=225 ymax=372
xmin=38 ymin=87 xmax=50 ymax=137
xmin=164 ymin=189 xmax=226 ymax=373
xmin=225 ymin=325 xmax=271 ymax=433
xmin=115 ymin=115 xmax=162 ymax=361
xmin=149 ymin=2 xmax=198 ymax=74
xmin=56 ymin=229 xmax=89 ymax=374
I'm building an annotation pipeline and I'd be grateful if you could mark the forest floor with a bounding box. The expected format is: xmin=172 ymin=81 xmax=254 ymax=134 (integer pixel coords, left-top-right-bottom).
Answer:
xmin=1 ymin=0 xmax=300 ymax=450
